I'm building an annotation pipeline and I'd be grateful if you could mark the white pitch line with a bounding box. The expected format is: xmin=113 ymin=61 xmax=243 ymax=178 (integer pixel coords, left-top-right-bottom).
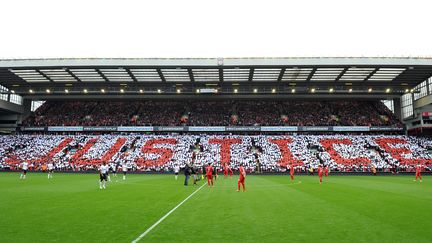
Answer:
xmin=131 ymin=182 xmax=207 ymax=243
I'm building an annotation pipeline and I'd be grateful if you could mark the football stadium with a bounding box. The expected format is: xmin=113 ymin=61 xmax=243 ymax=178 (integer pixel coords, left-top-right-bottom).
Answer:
xmin=0 ymin=57 xmax=431 ymax=242
xmin=2 ymin=1 xmax=432 ymax=242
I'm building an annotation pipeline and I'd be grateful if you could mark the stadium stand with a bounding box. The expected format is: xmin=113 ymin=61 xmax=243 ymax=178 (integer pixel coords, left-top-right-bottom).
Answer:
xmin=3 ymin=57 xmax=432 ymax=175
xmin=22 ymin=100 xmax=402 ymax=127
xmin=1 ymin=135 xmax=431 ymax=173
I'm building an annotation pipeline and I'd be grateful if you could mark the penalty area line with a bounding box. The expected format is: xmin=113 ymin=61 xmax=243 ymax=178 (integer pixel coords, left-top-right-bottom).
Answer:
xmin=131 ymin=182 xmax=207 ymax=243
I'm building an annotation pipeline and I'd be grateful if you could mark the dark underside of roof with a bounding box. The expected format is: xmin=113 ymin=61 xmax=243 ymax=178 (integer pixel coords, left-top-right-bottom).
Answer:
xmin=1 ymin=58 xmax=431 ymax=98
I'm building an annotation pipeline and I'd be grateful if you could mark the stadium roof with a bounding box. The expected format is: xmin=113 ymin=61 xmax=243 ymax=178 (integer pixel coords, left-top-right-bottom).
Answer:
xmin=1 ymin=57 xmax=432 ymax=97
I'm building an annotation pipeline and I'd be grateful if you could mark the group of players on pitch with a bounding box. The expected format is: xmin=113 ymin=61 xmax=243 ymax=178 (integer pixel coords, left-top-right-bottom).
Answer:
xmin=18 ymin=160 xmax=425 ymax=190
xmin=18 ymin=161 xmax=54 ymax=180
xmin=289 ymin=164 xmax=329 ymax=184
xmin=98 ymin=162 xmax=130 ymax=189
xmin=201 ymin=162 xmax=247 ymax=192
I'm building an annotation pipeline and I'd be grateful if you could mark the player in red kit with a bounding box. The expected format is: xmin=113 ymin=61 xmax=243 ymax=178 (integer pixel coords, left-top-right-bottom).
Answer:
xmin=237 ymin=163 xmax=246 ymax=192
xmin=223 ymin=164 xmax=229 ymax=178
xmin=206 ymin=163 xmax=214 ymax=187
xmin=229 ymin=165 xmax=233 ymax=177
xmin=324 ymin=165 xmax=329 ymax=177
xmin=318 ymin=165 xmax=323 ymax=184
xmin=414 ymin=163 xmax=423 ymax=182
xmin=289 ymin=164 xmax=295 ymax=181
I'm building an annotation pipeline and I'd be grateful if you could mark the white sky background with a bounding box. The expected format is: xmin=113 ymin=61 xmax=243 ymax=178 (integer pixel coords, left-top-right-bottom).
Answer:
xmin=1 ymin=0 xmax=432 ymax=59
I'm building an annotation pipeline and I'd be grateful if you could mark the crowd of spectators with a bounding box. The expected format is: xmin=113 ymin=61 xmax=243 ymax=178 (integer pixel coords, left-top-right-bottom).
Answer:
xmin=187 ymin=101 xmax=233 ymax=126
xmin=22 ymin=100 xmax=402 ymax=127
xmin=1 ymin=134 xmax=430 ymax=173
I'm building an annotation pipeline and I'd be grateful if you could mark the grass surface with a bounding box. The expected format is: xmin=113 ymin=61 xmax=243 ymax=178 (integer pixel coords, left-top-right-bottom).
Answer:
xmin=0 ymin=172 xmax=431 ymax=243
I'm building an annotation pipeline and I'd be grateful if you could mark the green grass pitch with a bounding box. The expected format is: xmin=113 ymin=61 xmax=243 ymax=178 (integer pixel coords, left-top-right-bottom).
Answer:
xmin=0 ymin=172 xmax=431 ymax=242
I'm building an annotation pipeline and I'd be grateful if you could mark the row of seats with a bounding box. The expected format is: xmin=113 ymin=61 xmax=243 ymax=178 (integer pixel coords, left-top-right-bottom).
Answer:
xmin=22 ymin=100 xmax=401 ymax=126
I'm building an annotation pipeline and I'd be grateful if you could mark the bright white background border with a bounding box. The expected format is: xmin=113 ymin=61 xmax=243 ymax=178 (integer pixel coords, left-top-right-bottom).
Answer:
xmin=1 ymin=0 xmax=432 ymax=59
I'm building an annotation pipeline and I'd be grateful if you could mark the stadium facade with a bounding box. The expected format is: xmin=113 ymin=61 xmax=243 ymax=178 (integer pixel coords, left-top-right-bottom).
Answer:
xmin=0 ymin=57 xmax=432 ymax=134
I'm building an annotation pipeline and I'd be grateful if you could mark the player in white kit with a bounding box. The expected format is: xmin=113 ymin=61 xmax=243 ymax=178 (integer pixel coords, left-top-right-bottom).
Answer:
xmin=111 ymin=163 xmax=117 ymax=178
xmin=174 ymin=165 xmax=180 ymax=180
xmin=99 ymin=162 xmax=109 ymax=189
xmin=47 ymin=162 xmax=54 ymax=179
xmin=122 ymin=163 xmax=128 ymax=180
xmin=106 ymin=162 xmax=112 ymax=182
xmin=20 ymin=161 xmax=29 ymax=179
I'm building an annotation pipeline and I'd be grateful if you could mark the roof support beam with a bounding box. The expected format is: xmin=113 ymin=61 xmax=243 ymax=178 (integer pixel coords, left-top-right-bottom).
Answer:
xmin=334 ymin=67 xmax=348 ymax=82
xmin=306 ymin=68 xmax=317 ymax=82
xmin=65 ymin=69 xmax=82 ymax=83
xmin=363 ymin=68 xmax=379 ymax=82
xmin=157 ymin=68 xmax=166 ymax=83
xmin=248 ymin=68 xmax=254 ymax=82
xmin=188 ymin=68 xmax=195 ymax=82
xmin=125 ymin=68 xmax=138 ymax=82
xmin=96 ymin=69 xmax=109 ymax=82
xmin=219 ymin=68 xmax=223 ymax=82
xmin=36 ymin=70 xmax=54 ymax=83
xmin=277 ymin=68 xmax=286 ymax=82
